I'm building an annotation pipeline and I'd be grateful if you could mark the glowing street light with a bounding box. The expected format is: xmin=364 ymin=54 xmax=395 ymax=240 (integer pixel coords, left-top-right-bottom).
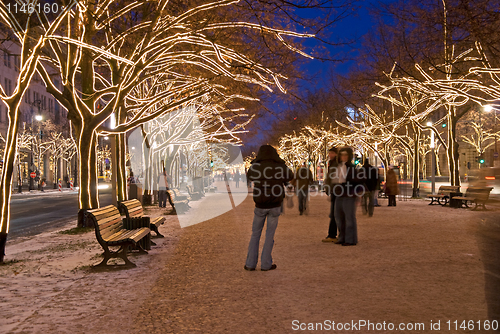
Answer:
xmin=483 ymin=105 xmax=494 ymax=113
xmin=35 ymin=115 xmax=43 ymax=121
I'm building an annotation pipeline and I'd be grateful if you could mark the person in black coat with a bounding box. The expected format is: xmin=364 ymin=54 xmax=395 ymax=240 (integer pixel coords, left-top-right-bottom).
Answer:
xmin=360 ymin=159 xmax=378 ymax=217
xmin=245 ymin=145 xmax=293 ymax=271
xmin=322 ymin=147 xmax=339 ymax=242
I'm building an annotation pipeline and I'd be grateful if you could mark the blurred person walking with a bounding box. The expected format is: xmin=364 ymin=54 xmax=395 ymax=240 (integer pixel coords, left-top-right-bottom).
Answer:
xmin=245 ymin=145 xmax=293 ymax=271
xmin=322 ymin=147 xmax=339 ymax=242
xmin=384 ymin=167 xmax=400 ymax=207
xmin=360 ymin=159 xmax=378 ymax=217
xmin=333 ymin=147 xmax=365 ymax=246
xmin=292 ymin=162 xmax=313 ymax=215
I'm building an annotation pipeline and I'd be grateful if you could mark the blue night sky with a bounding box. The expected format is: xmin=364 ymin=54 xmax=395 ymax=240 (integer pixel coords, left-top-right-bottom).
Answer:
xmin=244 ymin=0 xmax=385 ymax=150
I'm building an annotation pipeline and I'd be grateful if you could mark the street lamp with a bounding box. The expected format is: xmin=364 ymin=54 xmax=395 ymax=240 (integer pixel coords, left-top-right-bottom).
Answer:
xmin=426 ymin=121 xmax=436 ymax=195
xmin=484 ymin=105 xmax=498 ymax=167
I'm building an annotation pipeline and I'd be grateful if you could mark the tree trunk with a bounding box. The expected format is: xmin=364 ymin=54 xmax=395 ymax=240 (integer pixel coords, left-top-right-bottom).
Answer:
xmin=447 ymin=111 xmax=461 ymax=186
xmin=435 ymin=149 xmax=442 ymax=177
xmin=77 ymin=128 xmax=98 ymax=227
xmin=412 ymin=133 xmax=420 ymax=198
xmin=115 ymin=133 xmax=127 ymax=202
xmin=0 ymin=104 xmax=21 ymax=262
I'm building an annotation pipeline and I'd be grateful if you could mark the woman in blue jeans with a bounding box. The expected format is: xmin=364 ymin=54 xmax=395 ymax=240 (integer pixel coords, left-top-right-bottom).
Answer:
xmin=244 ymin=145 xmax=293 ymax=271
xmin=332 ymin=147 xmax=365 ymax=246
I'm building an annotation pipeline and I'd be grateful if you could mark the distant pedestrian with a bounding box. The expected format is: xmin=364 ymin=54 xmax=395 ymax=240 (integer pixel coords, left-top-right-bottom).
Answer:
xmin=40 ymin=178 xmax=46 ymax=192
xmin=127 ymin=172 xmax=137 ymax=184
xmin=333 ymin=147 xmax=365 ymax=246
xmin=245 ymin=145 xmax=293 ymax=271
xmin=360 ymin=159 xmax=378 ymax=217
xmin=384 ymin=167 xmax=399 ymax=207
xmin=322 ymin=147 xmax=339 ymax=243
xmin=374 ymin=172 xmax=381 ymax=207
xmin=292 ymin=162 xmax=313 ymax=215
xmin=158 ymin=169 xmax=174 ymax=209
xmin=235 ymin=170 xmax=240 ymax=188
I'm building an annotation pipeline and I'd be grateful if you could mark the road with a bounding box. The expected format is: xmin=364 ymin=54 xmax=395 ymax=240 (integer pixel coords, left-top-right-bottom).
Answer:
xmin=8 ymin=186 xmax=112 ymax=239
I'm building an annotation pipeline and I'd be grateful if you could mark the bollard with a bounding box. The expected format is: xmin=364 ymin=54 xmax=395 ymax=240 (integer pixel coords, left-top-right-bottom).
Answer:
xmin=70 ymin=179 xmax=74 ymax=191
xmin=58 ymin=179 xmax=62 ymax=192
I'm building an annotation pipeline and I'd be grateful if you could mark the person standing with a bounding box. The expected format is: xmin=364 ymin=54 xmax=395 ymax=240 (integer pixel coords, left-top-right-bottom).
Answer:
xmin=245 ymin=145 xmax=293 ymax=271
xmin=333 ymin=147 xmax=364 ymax=246
xmin=322 ymin=147 xmax=339 ymax=242
xmin=292 ymin=162 xmax=313 ymax=215
xmin=374 ymin=172 xmax=381 ymax=207
xmin=235 ymin=169 xmax=240 ymax=188
xmin=361 ymin=159 xmax=378 ymax=217
xmin=158 ymin=168 xmax=174 ymax=209
xmin=385 ymin=167 xmax=400 ymax=206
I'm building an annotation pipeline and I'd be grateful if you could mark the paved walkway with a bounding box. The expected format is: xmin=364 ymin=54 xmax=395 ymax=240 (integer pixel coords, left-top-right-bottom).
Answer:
xmin=3 ymin=191 xmax=499 ymax=333
xmin=130 ymin=193 xmax=499 ymax=333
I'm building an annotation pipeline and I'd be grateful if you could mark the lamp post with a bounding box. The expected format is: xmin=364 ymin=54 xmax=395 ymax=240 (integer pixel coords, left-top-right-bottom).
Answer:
xmin=484 ymin=105 xmax=498 ymax=167
xmin=427 ymin=121 xmax=436 ymax=195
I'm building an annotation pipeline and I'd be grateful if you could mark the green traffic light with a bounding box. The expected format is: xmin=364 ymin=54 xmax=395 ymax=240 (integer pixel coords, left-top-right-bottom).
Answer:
xmin=442 ymin=123 xmax=447 ymax=128
xmin=479 ymin=159 xmax=485 ymax=164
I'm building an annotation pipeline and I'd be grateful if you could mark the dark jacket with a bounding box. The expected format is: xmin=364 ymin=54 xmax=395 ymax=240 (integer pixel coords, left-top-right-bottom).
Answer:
xmin=292 ymin=166 xmax=313 ymax=192
xmin=323 ymin=158 xmax=339 ymax=195
xmin=384 ymin=169 xmax=400 ymax=195
xmin=360 ymin=162 xmax=378 ymax=192
xmin=247 ymin=145 xmax=294 ymax=209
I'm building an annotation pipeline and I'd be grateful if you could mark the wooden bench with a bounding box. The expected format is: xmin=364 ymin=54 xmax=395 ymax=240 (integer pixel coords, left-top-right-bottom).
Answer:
xmin=426 ymin=185 xmax=460 ymax=206
xmin=172 ymin=188 xmax=190 ymax=201
xmin=118 ymin=199 xmax=165 ymax=238
xmin=86 ymin=205 xmax=150 ymax=268
xmin=204 ymin=185 xmax=217 ymax=192
xmin=453 ymin=186 xmax=494 ymax=210
xmin=186 ymin=185 xmax=203 ymax=201
xmin=167 ymin=189 xmax=190 ymax=213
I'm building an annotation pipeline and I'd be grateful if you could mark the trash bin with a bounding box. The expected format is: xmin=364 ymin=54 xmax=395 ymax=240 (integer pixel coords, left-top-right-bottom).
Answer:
xmin=129 ymin=183 xmax=143 ymax=203
xmin=449 ymin=192 xmax=462 ymax=208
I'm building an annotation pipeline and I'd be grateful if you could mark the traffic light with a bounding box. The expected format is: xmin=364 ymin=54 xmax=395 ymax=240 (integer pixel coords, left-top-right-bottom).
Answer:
xmin=308 ymin=160 xmax=312 ymax=166
xmin=210 ymin=160 xmax=214 ymax=168
xmin=479 ymin=156 xmax=485 ymax=164
xmin=354 ymin=156 xmax=361 ymax=165
xmin=442 ymin=123 xmax=447 ymax=128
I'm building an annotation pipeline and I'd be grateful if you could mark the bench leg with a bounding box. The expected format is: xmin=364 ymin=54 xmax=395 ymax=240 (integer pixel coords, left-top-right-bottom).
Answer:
xmin=441 ymin=197 xmax=449 ymax=206
xmin=472 ymin=201 xmax=487 ymax=211
xmin=150 ymin=224 xmax=165 ymax=238
xmin=94 ymin=244 xmax=137 ymax=268
xmin=429 ymin=198 xmax=437 ymax=205
xmin=94 ymin=247 xmax=113 ymax=268
xmin=118 ymin=245 xmax=138 ymax=266
xmin=134 ymin=243 xmax=148 ymax=254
